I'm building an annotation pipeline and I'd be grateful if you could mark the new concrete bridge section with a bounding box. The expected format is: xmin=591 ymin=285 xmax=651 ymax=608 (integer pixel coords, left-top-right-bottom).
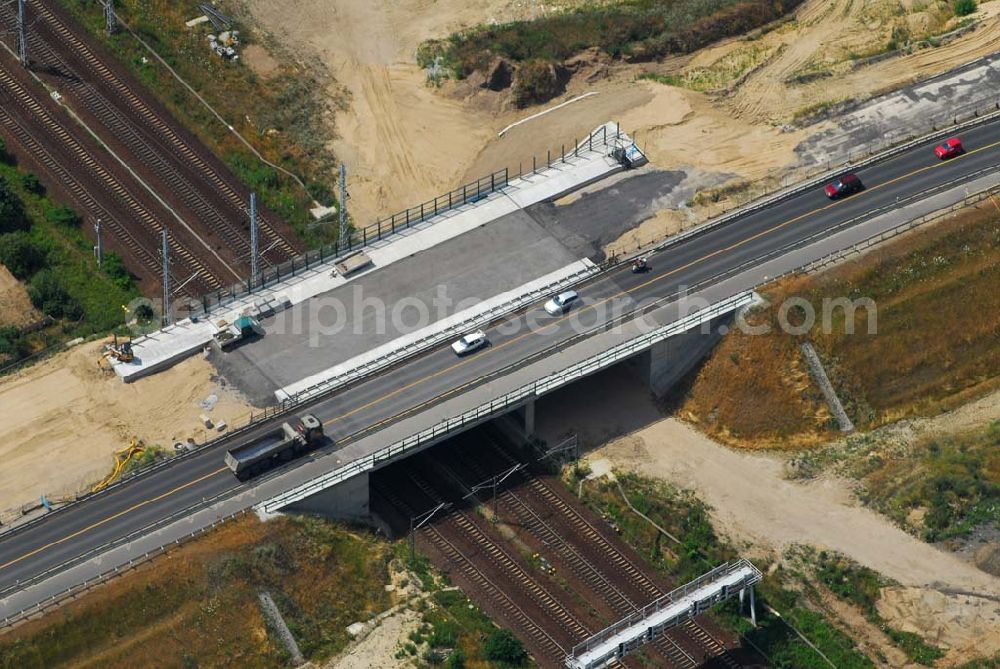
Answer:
xmin=3 ymin=114 xmax=1000 ymax=625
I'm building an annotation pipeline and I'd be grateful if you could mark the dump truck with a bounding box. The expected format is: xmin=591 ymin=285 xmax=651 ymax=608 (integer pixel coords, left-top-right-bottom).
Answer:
xmin=225 ymin=414 xmax=324 ymax=479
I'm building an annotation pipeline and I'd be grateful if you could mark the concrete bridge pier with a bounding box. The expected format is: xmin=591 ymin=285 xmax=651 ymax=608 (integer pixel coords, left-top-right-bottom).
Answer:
xmin=281 ymin=470 xmax=372 ymax=524
xmin=636 ymin=312 xmax=735 ymax=397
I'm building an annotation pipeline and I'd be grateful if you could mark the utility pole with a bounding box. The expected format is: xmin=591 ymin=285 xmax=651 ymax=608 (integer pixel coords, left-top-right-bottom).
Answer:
xmin=161 ymin=230 xmax=171 ymax=326
xmin=249 ymin=192 xmax=259 ymax=288
xmin=93 ymin=220 xmax=103 ymax=267
xmin=17 ymin=0 xmax=28 ymax=67
xmin=338 ymin=163 xmax=348 ymax=249
xmin=104 ymin=0 xmax=116 ymax=35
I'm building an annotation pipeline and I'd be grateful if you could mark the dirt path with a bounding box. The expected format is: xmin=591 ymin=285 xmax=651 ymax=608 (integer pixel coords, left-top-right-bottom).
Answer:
xmin=593 ymin=418 xmax=999 ymax=593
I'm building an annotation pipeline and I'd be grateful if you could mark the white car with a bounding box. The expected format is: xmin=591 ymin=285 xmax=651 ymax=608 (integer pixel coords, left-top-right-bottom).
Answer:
xmin=451 ymin=330 xmax=489 ymax=356
xmin=544 ymin=290 xmax=579 ymax=316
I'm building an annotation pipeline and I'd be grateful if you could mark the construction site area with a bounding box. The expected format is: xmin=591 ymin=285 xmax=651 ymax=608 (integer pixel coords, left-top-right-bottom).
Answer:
xmin=1 ymin=0 xmax=1000 ymax=667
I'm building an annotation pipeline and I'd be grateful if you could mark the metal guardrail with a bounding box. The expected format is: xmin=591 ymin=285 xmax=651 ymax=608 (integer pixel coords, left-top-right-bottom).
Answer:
xmin=0 ymin=125 xmax=631 ymax=538
xmin=286 ymin=263 xmax=600 ymax=403
xmin=258 ymin=291 xmax=754 ymax=512
xmin=620 ymin=96 xmax=1000 ymax=265
xmin=567 ymin=558 xmax=763 ymax=663
xmin=0 ymin=507 xmax=251 ymax=629
xmin=801 ymin=182 xmax=1000 ymax=274
xmin=194 ymin=122 xmax=631 ymax=317
xmin=3 ymin=120 xmax=997 ymax=622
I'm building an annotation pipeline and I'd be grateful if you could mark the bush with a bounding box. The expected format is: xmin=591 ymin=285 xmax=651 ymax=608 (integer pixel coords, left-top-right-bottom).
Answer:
xmin=28 ymin=269 xmax=83 ymax=320
xmin=45 ymin=204 xmax=82 ymax=227
xmin=101 ymin=251 xmax=133 ymax=291
xmin=20 ymin=173 xmax=43 ymax=195
xmin=0 ymin=178 xmax=28 ymax=234
xmin=0 ymin=232 xmax=47 ymax=279
xmin=954 ymin=0 xmax=977 ymax=16
xmin=485 ymin=629 xmax=527 ymax=665
xmin=446 ymin=649 xmax=466 ymax=669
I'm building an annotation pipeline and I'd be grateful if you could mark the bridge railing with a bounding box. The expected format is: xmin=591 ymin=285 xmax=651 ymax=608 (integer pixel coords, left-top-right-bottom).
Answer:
xmin=257 ymin=291 xmax=755 ymax=512
xmin=566 ymin=558 xmax=762 ymax=666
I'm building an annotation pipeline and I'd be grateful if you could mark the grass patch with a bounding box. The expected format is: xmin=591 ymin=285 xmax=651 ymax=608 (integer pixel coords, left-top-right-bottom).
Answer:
xmin=0 ymin=152 xmax=139 ymax=368
xmin=682 ymin=201 xmax=1000 ymax=448
xmin=803 ymin=548 xmax=945 ymax=665
xmin=576 ymin=472 xmax=875 ymax=667
xmin=0 ymin=515 xmax=392 ymax=668
xmin=55 ymin=0 xmax=340 ymax=244
xmin=428 ymin=0 xmax=806 ymax=82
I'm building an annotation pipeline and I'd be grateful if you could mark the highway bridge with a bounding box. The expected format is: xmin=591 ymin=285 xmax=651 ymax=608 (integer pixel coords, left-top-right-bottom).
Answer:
xmin=3 ymin=115 xmax=1000 ymax=624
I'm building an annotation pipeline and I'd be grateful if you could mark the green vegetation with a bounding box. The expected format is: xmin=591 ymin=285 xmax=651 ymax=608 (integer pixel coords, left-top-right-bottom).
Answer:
xmin=578 ymin=473 xmax=874 ymax=667
xmin=485 ymin=629 xmax=528 ymax=665
xmin=808 ymin=550 xmax=944 ymax=665
xmin=58 ymin=0 xmax=339 ymax=244
xmin=426 ymin=0 xmax=805 ymax=91
xmin=858 ymin=422 xmax=1000 ymax=542
xmin=0 ymin=154 xmax=140 ymax=368
xmin=954 ymin=0 xmax=978 ymax=17
xmin=0 ymin=516 xmax=392 ymax=668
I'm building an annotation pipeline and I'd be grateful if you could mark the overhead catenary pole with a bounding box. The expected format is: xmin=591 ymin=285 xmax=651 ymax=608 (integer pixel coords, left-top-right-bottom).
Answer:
xmin=249 ymin=192 xmax=259 ymax=288
xmin=93 ymin=219 xmax=103 ymax=266
xmin=104 ymin=0 xmax=116 ymax=35
xmin=17 ymin=0 xmax=28 ymax=67
xmin=161 ymin=230 xmax=171 ymax=326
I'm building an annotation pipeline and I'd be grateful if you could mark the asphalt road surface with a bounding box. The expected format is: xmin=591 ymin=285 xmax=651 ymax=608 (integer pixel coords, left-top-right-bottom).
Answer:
xmin=2 ymin=120 xmax=999 ymax=600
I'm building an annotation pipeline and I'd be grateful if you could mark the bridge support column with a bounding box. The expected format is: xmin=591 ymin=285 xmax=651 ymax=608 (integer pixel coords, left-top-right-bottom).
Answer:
xmin=282 ymin=471 xmax=371 ymax=523
xmin=524 ymin=398 xmax=536 ymax=438
xmin=641 ymin=312 xmax=734 ymax=397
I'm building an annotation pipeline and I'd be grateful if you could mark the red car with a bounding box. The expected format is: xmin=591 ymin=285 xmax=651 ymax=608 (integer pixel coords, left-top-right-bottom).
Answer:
xmin=824 ymin=173 xmax=863 ymax=199
xmin=934 ymin=137 xmax=963 ymax=159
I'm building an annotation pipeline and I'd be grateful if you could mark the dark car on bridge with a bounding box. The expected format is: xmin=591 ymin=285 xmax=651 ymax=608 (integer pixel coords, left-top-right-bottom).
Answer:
xmin=934 ymin=137 xmax=964 ymax=160
xmin=824 ymin=173 xmax=864 ymax=200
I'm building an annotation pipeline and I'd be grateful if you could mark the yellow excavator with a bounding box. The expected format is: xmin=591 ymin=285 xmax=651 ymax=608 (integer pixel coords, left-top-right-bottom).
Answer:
xmin=98 ymin=334 xmax=134 ymax=371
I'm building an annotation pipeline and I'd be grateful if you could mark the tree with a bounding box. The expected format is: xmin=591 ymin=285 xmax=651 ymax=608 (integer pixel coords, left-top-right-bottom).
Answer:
xmin=0 ymin=232 xmax=46 ymax=279
xmin=0 ymin=178 xmax=28 ymax=234
xmin=485 ymin=629 xmax=527 ymax=665
xmin=28 ymin=269 xmax=82 ymax=320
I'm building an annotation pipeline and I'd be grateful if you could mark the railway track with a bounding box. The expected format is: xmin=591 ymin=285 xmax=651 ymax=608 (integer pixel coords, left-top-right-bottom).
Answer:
xmin=0 ymin=0 xmax=305 ymax=297
xmin=371 ymin=479 xmax=571 ymax=664
xmin=482 ymin=428 xmax=745 ymax=669
xmin=445 ymin=443 xmax=700 ymax=668
xmin=20 ymin=0 xmax=301 ymax=262
xmin=0 ymin=60 xmax=220 ymax=296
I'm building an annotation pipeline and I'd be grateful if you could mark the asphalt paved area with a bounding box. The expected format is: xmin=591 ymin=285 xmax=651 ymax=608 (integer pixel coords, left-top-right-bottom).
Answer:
xmin=3 ymin=115 xmax=1000 ymax=611
xmin=213 ymin=210 xmax=579 ymax=404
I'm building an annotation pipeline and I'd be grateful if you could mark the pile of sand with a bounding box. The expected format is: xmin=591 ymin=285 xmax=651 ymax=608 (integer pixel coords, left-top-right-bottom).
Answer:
xmin=0 ymin=339 xmax=255 ymax=517
xmin=0 ymin=264 xmax=40 ymax=330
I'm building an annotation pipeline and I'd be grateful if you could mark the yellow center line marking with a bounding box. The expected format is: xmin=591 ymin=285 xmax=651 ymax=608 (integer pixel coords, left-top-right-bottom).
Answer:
xmin=321 ymin=138 xmax=998 ymax=426
xmin=5 ymin=137 xmax=995 ymax=575
xmin=0 ymin=467 xmax=229 ymax=573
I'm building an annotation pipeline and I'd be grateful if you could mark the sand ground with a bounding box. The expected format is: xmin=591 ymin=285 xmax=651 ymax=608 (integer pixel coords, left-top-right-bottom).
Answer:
xmin=0 ymin=264 xmax=39 ymax=329
xmin=533 ymin=365 xmax=1000 ymax=664
xmin=0 ymin=339 xmax=254 ymax=518
xmin=245 ymin=0 xmax=1000 ymax=229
